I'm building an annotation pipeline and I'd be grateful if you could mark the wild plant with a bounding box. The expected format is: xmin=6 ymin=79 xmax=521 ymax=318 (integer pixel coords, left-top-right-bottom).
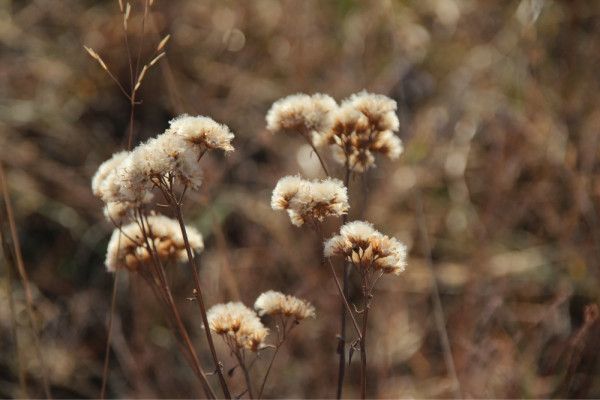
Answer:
xmin=267 ymin=91 xmax=408 ymax=398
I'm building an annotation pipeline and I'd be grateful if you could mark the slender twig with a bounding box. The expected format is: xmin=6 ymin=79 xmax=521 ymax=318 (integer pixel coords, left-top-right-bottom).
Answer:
xmin=172 ymin=204 xmax=232 ymax=399
xmin=336 ymin=161 xmax=351 ymax=399
xmin=359 ymin=273 xmax=370 ymax=399
xmin=235 ymin=350 xmax=254 ymax=399
xmin=257 ymin=345 xmax=280 ymax=399
xmin=100 ymin=270 xmax=119 ymax=399
xmin=0 ymin=163 xmax=52 ymax=398
xmin=414 ymin=190 xmax=462 ymax=398
xmin=327 ymin=259 xmax=362 ymax=340
xmin=1 ymin=216 xmax=28 ymax=397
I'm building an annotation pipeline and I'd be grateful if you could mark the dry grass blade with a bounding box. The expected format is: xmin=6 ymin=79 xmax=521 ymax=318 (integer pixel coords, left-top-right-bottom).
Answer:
xmin=0 ymin=163 xmax=52 ymax=399
xmin=157 ymin=34 xmax=170 ymax=52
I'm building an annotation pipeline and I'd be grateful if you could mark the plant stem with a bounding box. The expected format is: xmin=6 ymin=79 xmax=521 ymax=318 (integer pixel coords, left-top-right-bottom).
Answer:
xmin=236 ymin=351 xmax=254 ymax=399
xmin=258 ymin=345 xmax=280 ymax=399
xmin=173 ymin=205 xmax=232 ymax=399
xmin=100 ymin=271 xmax=119 ymax=399
xmin=359 ymin=286 xmax=369 ymax=399
xmin=0 ymin=163 xmax=52 ymax=399
xmin=336 ymin=162 xmax=351 ymax=399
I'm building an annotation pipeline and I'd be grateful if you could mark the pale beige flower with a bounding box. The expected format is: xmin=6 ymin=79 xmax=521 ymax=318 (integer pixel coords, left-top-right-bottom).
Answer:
xmin=207 ymin=302 xmax=268 ymax=352
xmin=271 ymin=175 xmax=349 ymax=227
xmin=254 ymin=290 xmax=316 ymax=321
xmin=320 ymin=92 xmax=403 ymax=172
xmin=92 ymin=151 xmax=129 ymax=202
xmin=324 ymin=220 xmax=407 ymax=275
xmin=105 ymin=215 xmax=203 ymax=272
xmin=168 ymin=114 xmax=235 ymax=153
xmin=266 ymin=93 xmax=337 ymax=141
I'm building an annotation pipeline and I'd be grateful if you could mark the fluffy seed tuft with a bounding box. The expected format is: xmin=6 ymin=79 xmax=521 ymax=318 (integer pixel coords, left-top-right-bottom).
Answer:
xmin=254 ymin=290 xmax=316 ymax=321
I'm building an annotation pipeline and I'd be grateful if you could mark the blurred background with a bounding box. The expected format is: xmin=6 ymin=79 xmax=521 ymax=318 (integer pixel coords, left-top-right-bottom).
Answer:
xmin=1 ymin=0 xmax=600 ymax=398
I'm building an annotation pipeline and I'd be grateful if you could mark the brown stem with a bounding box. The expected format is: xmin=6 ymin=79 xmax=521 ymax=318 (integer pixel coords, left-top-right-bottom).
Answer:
xmin=415 ymin=191 xmax=462 ymax=398
xmin=235 ymin=350 xmax=254 ymax=399
xmin=327 ymin=259 xmax=362 ymax=340
xmin=257 ymin=345 xmax=280 ymax=399
xmin=100 ymin=271 xmax=119 ymax=399
xmin=137 ymin=211 xmax=216 ymax=399
xmin=173 ymin=205 xmax=232 ymax=399
xmin=0 ymin=163 xmax=52 ymax=399
xmin=359 ymin=293 xmax=369 ymax=400
xmin=336 ymin=161 xmax=351 ymax=399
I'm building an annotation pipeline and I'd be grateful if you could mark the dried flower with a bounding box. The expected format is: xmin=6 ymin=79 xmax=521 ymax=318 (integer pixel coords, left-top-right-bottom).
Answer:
xmin=266 ymin=93 xmax=338 ymax=142
xmin=271 ymin=175 xmax=349 ymax=227
xmin=320 ymin=91 xmax=403 ymax=172
xmin=254 ymin=290 xmax=316 ymax=321
xmin=168 ymin=114 xmax=235 ymax=153
xmin=92 ymin=151 xmax=129 ymax=201
xmin=207 ymin=302 xmax=269 ymax=351
xmin=105 ymin=215 xmax=203 ymax=272
xmin=324 ymin=220 xmax=407 ymax=275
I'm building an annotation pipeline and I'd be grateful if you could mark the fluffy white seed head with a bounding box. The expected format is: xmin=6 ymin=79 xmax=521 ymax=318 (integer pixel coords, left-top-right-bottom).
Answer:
xmin=320 ymin=92 xmax=403 ymax=172
xmin=105 ymin=215 xmax=203 ymax=272
xmin=254 ymin=290 xmax=316 ymax=321
xmin=169 ymin=114 xmax=235 ymax=153
xmin=324 ymin=220 xmax=407 ymax=275
xmin=266 ymin=93 xmax=338 ymax=139
xmin=92 ymin=151 xmax=129 ymax=201
xmin=207 ymin=302 xmax=268 ymax=351
xmin=271 ymin=175 xmax=349 ymax=227
xmin=341 ymin=90 xmax=399 ymax=131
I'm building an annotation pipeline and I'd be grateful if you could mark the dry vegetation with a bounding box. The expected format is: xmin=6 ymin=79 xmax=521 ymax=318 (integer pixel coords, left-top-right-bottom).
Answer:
xmin=1 ymin=0 xmax=600 ymax=398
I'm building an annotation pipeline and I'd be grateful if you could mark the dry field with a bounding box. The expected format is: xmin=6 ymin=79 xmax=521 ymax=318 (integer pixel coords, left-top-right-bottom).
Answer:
xmin=1 ymin=0 xmax=599 ymax=398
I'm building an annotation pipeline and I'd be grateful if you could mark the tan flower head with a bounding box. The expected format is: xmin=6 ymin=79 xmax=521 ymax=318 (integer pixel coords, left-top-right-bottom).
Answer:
xmin=207 ymin=302 xmax=269 ymax=352
xmin=105 ymin=215 xmax=203 ymax=272
xmin=254 ymin=290 xmax=316 ymax=321
xmin=266 ymin=93 xmax=338 ymax=140
xmin=271 ymin=175 xmax=349 ymax=227
xmin=168 ymin=114 xmax=235 ymax=153
xmin=320 ymin=92 xmax=403 ymax=172
xmin=324 ymin=220 xmax=407 ymax=275
xmin=92 ymin=151 xmax=129 ymax=201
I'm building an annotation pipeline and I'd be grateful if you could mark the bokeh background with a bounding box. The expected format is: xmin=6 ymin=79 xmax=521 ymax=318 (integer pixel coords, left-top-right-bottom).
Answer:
xmin=2 ymin=0 xmax=600 ymax=398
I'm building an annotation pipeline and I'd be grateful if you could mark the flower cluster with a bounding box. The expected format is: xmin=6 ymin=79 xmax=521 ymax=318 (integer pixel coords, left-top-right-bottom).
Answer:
xmin=91 ymin=114 xmax=235 ymax=224
xmin=324 ymin=221 xmax=407 ymax=275
xmin=105 ymin=214 xmax=204 ymax=272
xmin=319 ymin=92 xmax=403 ymax=172
xmin=266 ymin=93 xmax=337 ymax=140
xmin=271 ymin=175 xmax=349 ymax=226
xmin=254 ymin=291 xmax=316 ymax=321
xmin=207 ymin=302 xmax=269 ymax=352
xmin=266 ymin=91 xmax=403 ymax=172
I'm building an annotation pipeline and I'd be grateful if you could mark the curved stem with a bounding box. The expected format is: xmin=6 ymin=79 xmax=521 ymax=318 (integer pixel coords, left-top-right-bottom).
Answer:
xmin=100 ymin=272 xmax=119 ymax=399
xmin=173 ymin=205 xmax=232 ymax=399
xmin=336 ymin=161 xmax=351 ymax=399
xmin=258 ymin=345 xmax=280 ymax=399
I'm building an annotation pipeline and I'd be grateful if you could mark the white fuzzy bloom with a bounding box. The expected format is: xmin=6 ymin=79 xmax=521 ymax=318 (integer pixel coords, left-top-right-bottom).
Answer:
xmin=342 ymin=90 xmax=399 ymax=131
xmin=324 ymin=220 xmax=407 ymax=275
xmin=254 ymin=290 xmax=316 ymax=321
xmin=92 ymin=151 xmax=129 ymax=201
xmin=207 ymin=302 xmax=268 ymax=351
xmin=105 ymin=215 xmax=203 ymax=272
xmin=271 ymin=175 xmax=349 ymax=227
xmin=266 ymin=93 xmax=338 ymax=139
xmin=320 ymin=92 xmax=403 ymax=172
xmin=169 ymin=114 xmax=235 ymax=153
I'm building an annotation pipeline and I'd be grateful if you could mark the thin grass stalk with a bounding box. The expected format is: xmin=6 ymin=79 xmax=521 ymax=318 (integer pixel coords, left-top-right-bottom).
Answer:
xmin=257 ymin=345 xmax=280 ymax=399
xmin=234 ymin=350 xmax=254 ymax=399
xmin=172 ymin=204 xmax=232 ymax=399
xmin=359 ymin=276 xmax=369 ymax=399
xmin=137 ymin=211 xmax=216 ymax=399
xmin=336 ymin=161 xmax=351 ymax=399
xmin=0 ymin=163 xmax=52 ymax=399
xmin=414 ymin=190 xmax=462 ymax=398
xmin=100 ymin=271 xmax=119 ymax=399
xmin=1 ymin=224 xmax=28 ymax=397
